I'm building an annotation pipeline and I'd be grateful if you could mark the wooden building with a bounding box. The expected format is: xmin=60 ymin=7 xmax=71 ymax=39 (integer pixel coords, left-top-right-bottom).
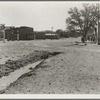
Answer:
xmin=45 ymin=33 xmax=59 ymax=39
xmin=35 ymin=31 xmax=59 ymax=39
xmin=35 ymin=32 xmax=45 ymax=39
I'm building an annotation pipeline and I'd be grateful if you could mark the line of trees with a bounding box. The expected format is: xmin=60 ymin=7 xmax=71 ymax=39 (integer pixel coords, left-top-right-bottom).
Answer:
xmin=66 ymin=3 xmax=100 ymax=42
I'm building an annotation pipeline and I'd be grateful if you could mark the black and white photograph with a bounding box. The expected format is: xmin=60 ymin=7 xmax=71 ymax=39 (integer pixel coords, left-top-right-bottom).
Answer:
xmin=0 ymin=1 xmax=100 ymax=98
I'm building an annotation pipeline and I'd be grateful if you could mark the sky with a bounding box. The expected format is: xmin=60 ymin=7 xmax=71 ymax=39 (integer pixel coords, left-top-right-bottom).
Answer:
xmin=0 ymin=1 xmax=97 ymax=31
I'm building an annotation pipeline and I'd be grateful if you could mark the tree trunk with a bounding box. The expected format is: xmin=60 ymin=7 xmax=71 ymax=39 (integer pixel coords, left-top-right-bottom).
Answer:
xmin=81 ymin=30 xmax=87 ymax=43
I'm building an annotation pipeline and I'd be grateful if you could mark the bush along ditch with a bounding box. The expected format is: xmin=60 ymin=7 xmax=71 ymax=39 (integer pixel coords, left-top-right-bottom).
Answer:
xmin=0 ymin=50 xmax=62 ymax=78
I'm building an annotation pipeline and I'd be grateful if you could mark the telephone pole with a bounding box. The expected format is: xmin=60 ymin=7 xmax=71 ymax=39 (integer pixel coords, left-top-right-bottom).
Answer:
xmin=51 ymin=27 xmax=53 ymax=32
xmin=97 ymin=4 xmax=100 ymax=45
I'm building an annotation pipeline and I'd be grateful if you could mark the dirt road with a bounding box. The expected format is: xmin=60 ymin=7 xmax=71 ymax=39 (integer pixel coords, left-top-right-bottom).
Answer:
xmin=1 ymin=38 xmax=100 ymax=94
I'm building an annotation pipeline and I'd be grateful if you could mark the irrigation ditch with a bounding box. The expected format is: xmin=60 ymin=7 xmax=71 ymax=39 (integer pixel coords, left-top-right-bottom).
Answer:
xmin=0 ymin=50 xmax=62 ymax=93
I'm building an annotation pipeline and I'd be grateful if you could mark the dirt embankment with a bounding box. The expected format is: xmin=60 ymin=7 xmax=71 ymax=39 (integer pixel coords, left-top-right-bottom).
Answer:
xmin=3 ymin=42 xmax=100 ymax=94
xmin=0 ymin=50 xmax=61 ymax=79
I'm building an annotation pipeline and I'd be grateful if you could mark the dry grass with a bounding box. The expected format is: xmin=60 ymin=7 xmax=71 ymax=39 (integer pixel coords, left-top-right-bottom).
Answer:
xmin=1 ymin=37 xmax=100 ymax=94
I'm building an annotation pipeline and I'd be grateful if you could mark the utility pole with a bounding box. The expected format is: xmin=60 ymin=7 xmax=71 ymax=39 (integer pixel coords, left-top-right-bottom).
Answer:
xmin=51 ymin=27 xmax=54 ymax=40
xmin=51 ymin=27 xmax=53 ymax=32
xmin=97 ymin=4 xmax=100 ymax=45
